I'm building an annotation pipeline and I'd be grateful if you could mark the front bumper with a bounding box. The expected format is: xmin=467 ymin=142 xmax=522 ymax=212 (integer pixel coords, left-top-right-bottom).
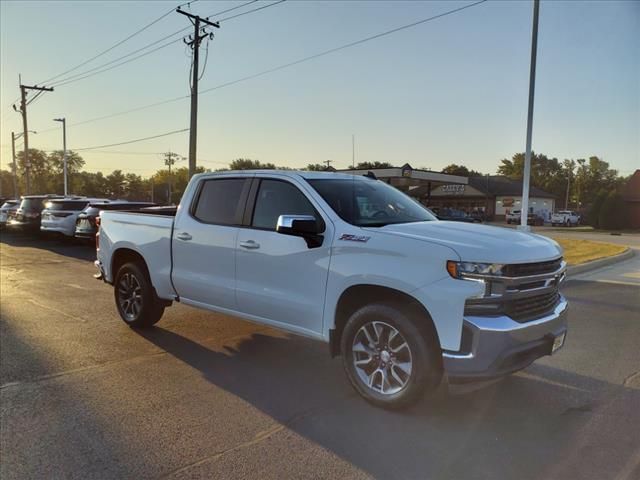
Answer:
xmin=443 ymin=295 xmax=568 ymax=382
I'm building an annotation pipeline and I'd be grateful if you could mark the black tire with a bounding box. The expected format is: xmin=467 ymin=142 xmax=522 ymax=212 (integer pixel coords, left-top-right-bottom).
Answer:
xmin=114 ymin=262 xmax=164 ymax=328
xmin=341 ymin=303 xmax=442 ymax=410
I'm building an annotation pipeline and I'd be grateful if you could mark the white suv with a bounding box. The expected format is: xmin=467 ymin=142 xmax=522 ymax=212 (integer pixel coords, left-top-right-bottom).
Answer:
xmin=41 ymin=198 xmax=108 ymax=237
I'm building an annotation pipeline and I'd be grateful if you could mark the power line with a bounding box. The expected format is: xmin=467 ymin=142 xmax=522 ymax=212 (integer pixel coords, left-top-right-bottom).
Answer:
xmin=217 ymin=0 xmax=285 ymax=22
xmin=73 ymin=128 xmax=189 ymax=151
xmin=38 ymin=0 xmax=199 ymax=86
xmin=33 ymin=0 xmax=486 ymax=134
xmin=46 ymin=0 xmax=269 ymax=89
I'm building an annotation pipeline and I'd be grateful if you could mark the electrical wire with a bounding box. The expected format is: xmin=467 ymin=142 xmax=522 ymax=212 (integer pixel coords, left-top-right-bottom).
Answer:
xmin=33 ymin=0 xmax=486 ymax=134
xmin=217 ymin=0 xmax=286 ymax=22
xmin=73 ymin=128 xmax=189 ymax=151
xmin=38 ymin=0 xmax=199 ymax=86
xmin=46 ymin=0 xmax=264 ymax=88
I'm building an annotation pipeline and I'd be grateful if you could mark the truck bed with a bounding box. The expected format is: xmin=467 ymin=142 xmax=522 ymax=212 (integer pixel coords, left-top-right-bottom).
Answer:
xmin=98 ymin=210 xmax=176 ymax=299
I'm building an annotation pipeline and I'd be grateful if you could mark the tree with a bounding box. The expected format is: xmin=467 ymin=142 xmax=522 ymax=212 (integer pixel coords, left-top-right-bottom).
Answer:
xmin=441 ymin=164 xmax=483 ymax=177
xmin=229 ymin=158 xmax=276 ymax=170
xmin=304 ymin=163 xmax=331 ymax=171
xmin=16 ymin=148 xmax=52 ymax=194
xmin=124 ymin=173 xmax=148 ymax=201
xmin=47 ymin=150 xmax=85 ymax=194
xmin=105 ymin=170 xmax=127 ymax=198
xmin=355 ymin=161 xmax=393 ymax=169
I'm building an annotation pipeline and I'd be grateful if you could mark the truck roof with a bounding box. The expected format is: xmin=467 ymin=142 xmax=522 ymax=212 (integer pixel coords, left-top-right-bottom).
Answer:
xmin=201 ymin=170 xmax=372 ymax=181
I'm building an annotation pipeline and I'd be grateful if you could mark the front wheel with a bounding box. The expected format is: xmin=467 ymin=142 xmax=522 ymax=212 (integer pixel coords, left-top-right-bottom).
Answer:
xmin=114 ymin=262 xmax=164 ymax=328
xmin=341 ymin=304 xmax=441 ymax=409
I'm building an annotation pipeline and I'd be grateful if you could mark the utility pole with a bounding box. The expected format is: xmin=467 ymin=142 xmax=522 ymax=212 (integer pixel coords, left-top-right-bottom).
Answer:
xmin=352 ymin=134 xmax=355 ymax=168
xmin=324 ymin=160 xmax=333 ymax=169
xmin=519 ymin=0 xmax=539 ymax=231
xmin=11 ymin=132 xmax=18 ymax=198
xmin=564 ymin=175 xmax=570 ymax=210
xmin=176 ymin=6 xmax=219 ymax=180
xmin=163 ymin=151 xmax=184 ymax=205
xmin=15 ymin=82 xmax=53 ymax=194
xmin=53 ymin=118 xmax=68 ymax=195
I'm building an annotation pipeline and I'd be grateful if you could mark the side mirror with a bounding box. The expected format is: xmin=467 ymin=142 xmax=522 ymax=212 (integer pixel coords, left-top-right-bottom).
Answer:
xmin=276 ymin=215 xmax=324 ymax=248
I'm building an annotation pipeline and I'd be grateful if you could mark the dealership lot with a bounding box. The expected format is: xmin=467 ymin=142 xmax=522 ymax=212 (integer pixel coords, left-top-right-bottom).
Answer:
xmin=1 ymin=232 xmax=639 ymax=480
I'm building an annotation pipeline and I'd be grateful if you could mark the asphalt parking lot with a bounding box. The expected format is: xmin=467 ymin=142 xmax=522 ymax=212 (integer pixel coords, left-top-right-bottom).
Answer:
xmin=1 ymin=231 xmax=639 ymax=480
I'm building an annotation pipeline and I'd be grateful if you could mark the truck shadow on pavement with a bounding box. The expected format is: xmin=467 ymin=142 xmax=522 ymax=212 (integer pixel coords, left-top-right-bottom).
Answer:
xmin=135 ymin=322 xmax=640 ymax=480
xmin=0 ymin=231 xmax=95 ymax=262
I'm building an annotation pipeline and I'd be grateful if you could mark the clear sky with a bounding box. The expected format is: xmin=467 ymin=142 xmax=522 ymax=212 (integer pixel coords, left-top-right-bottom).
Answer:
xmin=1 ymin=0 xmax=638 ymax=177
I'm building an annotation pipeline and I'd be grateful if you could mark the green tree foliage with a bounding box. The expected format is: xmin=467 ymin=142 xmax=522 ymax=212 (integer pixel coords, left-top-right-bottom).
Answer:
xmin=304 ymin=163 xmax=330 ymax=171
xmin=229 ymin=158 xmax=276 ymax=170
xmin=355 ymin=161 xmax=393 ymax=169
xmin=441 ymin=164 xmax=483 ymax=177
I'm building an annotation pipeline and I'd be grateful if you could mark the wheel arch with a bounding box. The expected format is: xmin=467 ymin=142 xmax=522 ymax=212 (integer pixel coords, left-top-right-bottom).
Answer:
xmin=111 ymin=248 xmax=172 ymax=307
xmin=329 ymin=284 xmax=441 ymax=358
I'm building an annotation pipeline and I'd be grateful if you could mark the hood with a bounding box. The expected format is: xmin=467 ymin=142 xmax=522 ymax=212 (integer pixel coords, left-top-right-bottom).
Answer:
xmin=368 ymin=221 xmax=562 ymax=264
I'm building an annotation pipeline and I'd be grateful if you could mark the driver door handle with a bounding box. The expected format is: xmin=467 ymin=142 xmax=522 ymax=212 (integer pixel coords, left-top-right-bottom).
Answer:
xmin=239 ymin=240 xmax=260 ymax=249
xmin=176 ymin=232 xmax=192 ymax=241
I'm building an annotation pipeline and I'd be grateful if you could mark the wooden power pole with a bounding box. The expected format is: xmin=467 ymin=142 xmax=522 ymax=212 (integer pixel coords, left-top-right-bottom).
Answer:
xmin=176 ymin=6 xmax=219 ymax=180
xmin=16 ymin=83 xmax=53 ymax=194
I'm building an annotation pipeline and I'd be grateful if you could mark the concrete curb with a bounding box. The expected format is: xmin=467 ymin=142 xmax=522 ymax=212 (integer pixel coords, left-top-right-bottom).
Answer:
xmin=566 ymin=248 xmax=635 ymax=277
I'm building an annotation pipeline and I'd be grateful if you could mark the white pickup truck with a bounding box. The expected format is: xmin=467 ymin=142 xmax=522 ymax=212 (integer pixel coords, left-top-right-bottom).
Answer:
xmin=96 ymin=170 xmax=568 ymax=409
xmin=551 ymin=210 xmax=580 ymax=227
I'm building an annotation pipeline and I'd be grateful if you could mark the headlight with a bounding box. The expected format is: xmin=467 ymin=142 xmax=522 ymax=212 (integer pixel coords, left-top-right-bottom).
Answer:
xmin=446 ymin=261 xmax=504 ymax=278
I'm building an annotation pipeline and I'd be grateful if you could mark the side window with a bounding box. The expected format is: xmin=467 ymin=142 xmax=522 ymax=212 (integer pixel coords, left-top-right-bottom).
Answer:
xmin=252 ymin=180 xmax=318 ymax=230
xmin=193 ymin=178 xmax=248 ymax=225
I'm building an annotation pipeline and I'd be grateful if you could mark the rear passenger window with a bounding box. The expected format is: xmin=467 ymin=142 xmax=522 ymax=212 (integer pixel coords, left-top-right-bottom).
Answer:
xmin=252 ymin=180 xmax=318 ymax=230
xmin=193 ymin=178 xmax=248 ymax=225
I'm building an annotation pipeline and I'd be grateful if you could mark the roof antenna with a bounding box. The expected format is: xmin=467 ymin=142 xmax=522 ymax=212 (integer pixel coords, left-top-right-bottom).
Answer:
xmin=364 ymin=171 xmax=377 ymax=180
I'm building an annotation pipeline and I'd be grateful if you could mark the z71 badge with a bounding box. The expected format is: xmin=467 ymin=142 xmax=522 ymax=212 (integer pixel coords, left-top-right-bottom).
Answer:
xmin=339 ymin=234 xmax=371 ymax=243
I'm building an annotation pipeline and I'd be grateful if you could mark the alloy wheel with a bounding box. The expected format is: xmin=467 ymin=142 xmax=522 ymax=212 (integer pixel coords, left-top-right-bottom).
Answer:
xmin=352 ymin=321 xmax=413 ymax=395
xmin=118 ymin=272 xmax=143 ymax=321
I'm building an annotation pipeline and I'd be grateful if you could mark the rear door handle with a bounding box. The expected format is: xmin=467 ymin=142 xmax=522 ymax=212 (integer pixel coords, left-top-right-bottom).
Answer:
xmin=239 ymin=240 xmax=260 ymax=249
xmin=176 ymin=232 xmax=192 ymax=241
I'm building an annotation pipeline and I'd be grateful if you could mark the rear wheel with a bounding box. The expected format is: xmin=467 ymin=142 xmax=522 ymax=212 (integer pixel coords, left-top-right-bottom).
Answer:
xmin=114 ymin=262 xmax=164 ymax=328
xmin=341 ymin=304 xmax=441 ymax=410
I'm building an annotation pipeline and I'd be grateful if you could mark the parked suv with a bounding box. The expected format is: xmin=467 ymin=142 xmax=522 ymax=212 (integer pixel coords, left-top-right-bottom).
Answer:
xmin=75 ymin=201 xmax=156 ymax=240
xmin=8 ymin=195 xmax=63 ymax=232
xmin=0 ymin=199 xmax=20 ymax=228
xmin=41 ymin=198 xmax=108 ymax=237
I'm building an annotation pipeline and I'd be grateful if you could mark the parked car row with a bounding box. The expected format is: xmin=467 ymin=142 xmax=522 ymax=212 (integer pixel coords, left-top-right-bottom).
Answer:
xmin=1 ymin=195 xmax=155 ymax=240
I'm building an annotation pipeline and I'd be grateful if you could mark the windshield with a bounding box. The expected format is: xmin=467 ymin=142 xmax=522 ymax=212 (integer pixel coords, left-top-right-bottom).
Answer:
xmin=307 ymin=178 xmax=437 ymax=227
xmin=1 ymin=201 xmax=19 ymax=209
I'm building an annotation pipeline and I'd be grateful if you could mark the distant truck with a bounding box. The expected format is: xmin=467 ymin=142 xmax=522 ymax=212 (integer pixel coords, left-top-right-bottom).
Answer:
xmin=551 ymin=210 xmax=580 ymax=227
xmin=506 ymin=210 xmax=544 ymax=226
xmin=95 ymin=170 xmax=568 ymax=409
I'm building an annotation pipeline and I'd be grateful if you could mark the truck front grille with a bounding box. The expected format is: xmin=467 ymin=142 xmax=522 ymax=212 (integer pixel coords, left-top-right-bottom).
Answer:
xmin=502 ymin=258 xmax=563 ymax=277
xmin=504 ymin=290 xmax=560 ymax=322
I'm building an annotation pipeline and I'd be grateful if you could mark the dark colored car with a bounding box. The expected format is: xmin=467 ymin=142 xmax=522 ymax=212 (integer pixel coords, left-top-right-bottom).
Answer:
xmin=8 ymin=195 xmax=64 ymax=232
xmin=435 ymin=208 xmax=476 ymax=223
xmin=75 ymin=201 xmax=156 ymax=240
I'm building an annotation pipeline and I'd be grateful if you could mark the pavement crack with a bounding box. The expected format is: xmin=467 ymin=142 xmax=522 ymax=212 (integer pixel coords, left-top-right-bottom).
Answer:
xmin=26 ymin=298 xmax=90 ymax=322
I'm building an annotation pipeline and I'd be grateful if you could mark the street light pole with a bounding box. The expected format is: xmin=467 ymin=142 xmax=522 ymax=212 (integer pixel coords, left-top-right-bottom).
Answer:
xmin=53 ymin=118 xmax=67 ymax=196
xmin=519 ymin=0 xmax=540 ymax=231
